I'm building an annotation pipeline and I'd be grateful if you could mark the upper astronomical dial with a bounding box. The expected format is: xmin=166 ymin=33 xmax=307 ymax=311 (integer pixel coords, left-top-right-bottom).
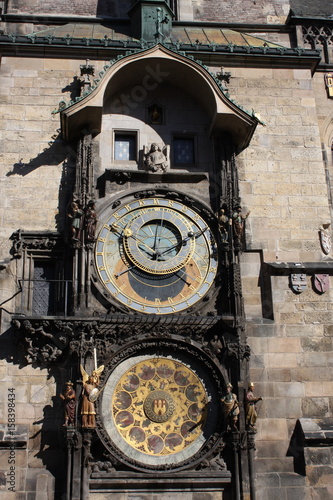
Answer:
xmin=95 ymin=197 xmax=218 ymax=315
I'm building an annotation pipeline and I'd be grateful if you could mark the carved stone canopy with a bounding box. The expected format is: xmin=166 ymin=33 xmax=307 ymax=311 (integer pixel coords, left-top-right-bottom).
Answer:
xmin=60 ymin=45 xmax=258 ymax=151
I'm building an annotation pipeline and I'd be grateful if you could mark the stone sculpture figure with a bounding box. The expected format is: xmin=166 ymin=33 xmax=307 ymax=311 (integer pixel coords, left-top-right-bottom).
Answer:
xmin=232 ymin=206 xmax=250 ymax=240
xmin=60 ymin=381 xmax=76 ymax=426
xmin=84 ymin=201 xmax=98 ymax=242
xmin=245 ymin=382 xmax=262 ymax=428
xmin=80 ymin=364 xmax=104 ymax=428
xmin=68 ymin=200 xmax=84 ymax=241
xmin=221 ymin=383 xmax=239 ymax=431
xmin=144 ymin=142 xmax=169 ymax=172
xmin=218 ymin=208 xmax=230 ymax=242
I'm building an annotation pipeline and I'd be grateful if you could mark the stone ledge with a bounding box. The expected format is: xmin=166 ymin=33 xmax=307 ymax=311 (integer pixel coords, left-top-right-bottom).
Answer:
xmin=105 ymin=169 xmax=208 ymax=184
xmin=299 ymin=418 xmax=333 ymax=445
xmin=265 ymin=262 xmax=333 ymax=274
xmin=90 ymin=471 xmax=232 ymax=493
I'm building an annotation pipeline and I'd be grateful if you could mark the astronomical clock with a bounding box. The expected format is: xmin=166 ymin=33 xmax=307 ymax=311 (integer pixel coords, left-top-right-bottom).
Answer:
xmin=11 ymin=38 xmax=256 ymax=499
xmin=88 ymin=189 xmax=229 ymax=475
xmin=94 ymin=192 xmax=219 ymax=315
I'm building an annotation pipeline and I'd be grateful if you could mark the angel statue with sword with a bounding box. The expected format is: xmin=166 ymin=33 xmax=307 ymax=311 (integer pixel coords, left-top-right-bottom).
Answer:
xmin=80 ymin=363 xmax=104 ymax=428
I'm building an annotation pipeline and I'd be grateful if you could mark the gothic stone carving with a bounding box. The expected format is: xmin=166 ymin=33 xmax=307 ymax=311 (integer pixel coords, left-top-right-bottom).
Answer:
xmin=12 ymin=316 xmax=248 ymax=380
xmin=11 ymin=230 xmax=61 ymax=258
xmin=143 ymin=143 xmax=169 ymax=172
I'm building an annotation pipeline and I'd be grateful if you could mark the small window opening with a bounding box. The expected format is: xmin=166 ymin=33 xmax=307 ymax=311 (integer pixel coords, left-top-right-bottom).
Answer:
xmin=32 ymin=262 xmax=56 ymax=316
xmin=114 ymin=132 xmax=137 ymax=161
xmin=173 ymin=137 xmax=195 ymax=164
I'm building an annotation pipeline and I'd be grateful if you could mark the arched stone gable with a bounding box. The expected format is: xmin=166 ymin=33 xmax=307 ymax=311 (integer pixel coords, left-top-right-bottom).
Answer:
xmin=60 ymin=44 xmax=258 ymax=151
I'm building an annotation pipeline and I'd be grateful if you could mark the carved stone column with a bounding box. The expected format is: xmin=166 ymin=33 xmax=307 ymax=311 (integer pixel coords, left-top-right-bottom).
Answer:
xmin=231 ymin=431 xmax=241 ymax=500
xmin=81 ymin=429 xmax=93 ymax=500
xmin=247 ymin=429 xmax=257 ymax=500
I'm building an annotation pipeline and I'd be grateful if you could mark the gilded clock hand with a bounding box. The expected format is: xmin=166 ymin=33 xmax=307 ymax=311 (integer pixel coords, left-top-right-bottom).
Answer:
xmin=174 ymin=271 xmax=190 ymax=286
xmin=153 ymin=225 xmax=159 ymax=251
xmin=109 ymin=224 xmax=122 ymax=236
xmin=111 ymin=224 xmax=157 ymax=257
xmin=159 ymin=227 xmax=208 ymax=257
xmin=189 ymin=226 xmax=209 ymax=241
xmin=114 ymin=265 xmax=136 ymax=278
xmin=174 ymin=268 xmax=199 ymax=286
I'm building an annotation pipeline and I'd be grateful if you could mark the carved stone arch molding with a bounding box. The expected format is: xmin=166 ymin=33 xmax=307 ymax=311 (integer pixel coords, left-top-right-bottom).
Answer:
xmin=95 ymin=337 xmax=228 ymax=472
xmin=320 ymin=111 xmax=333 ymax=149
xmin=60 ymin=44 xmax=258 ymax=152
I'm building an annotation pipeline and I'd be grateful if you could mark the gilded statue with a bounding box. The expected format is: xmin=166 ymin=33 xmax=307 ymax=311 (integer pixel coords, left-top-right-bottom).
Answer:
xmin=80 ymin=364 xmax=104 ymax=428
xmin=245 ymin=382 xmax=262 ymax=428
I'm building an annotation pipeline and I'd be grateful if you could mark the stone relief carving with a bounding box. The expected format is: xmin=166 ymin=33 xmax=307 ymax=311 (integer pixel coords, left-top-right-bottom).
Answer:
xmin=11 ymin=315 xmax=250 ymax=380
xmin=10 ymin=230 xmax=60 ymax=258
xmin=11 ymin=317 xmax=221 ymax=365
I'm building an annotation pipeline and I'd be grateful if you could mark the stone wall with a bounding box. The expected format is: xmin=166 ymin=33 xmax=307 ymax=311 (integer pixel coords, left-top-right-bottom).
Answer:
xmin=5 ymin=0 xmax=132 ymax=18
xmin=0 ymin=55 xmax=80 ymax=499
xmin=0 ymin=360 xmax=58 ymax=498
xmin=5 ymin=0 xmax=333 ymax=24
xmin=229 ymin=64 xmax=333 ymax=497
xmin=0 ymin=56 xmax=107 ymax=259
xmin=192 ymin=0 xmax=290 ymax=24
xmin=4 ymin=0 xmax=291 ymax=23
xmin=230 ymin=66 xmax=330 ymax=263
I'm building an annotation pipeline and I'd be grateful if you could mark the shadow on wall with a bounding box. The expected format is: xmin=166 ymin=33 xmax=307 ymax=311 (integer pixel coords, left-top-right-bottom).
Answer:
xmin=287 ymin=420 xmax=306 ymax=476
xmin=0 ymin=326 xmax=68 ymax=497
xmin=6 ymin=133 xmax=69 ymax=177
xmin=31 ymin=398 xmax=66 ymax=498
xmin=5 ymin=132 xmax=76 ymax=233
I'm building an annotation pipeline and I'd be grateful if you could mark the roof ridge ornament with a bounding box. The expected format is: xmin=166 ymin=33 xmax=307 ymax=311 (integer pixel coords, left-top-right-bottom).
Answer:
xmin=155 ymin=7 xmax=170 ymax=42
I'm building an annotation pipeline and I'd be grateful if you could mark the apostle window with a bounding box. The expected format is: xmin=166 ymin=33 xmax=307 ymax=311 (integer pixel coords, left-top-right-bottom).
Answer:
xmin=173 ymin=136 xmax=195 ymax=165
xmin=114 ymin=132 xmax=137 ymax=161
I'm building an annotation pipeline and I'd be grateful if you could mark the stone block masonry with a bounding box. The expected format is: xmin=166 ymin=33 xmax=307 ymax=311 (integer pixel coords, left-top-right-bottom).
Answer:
xmin=5 ymin=0 xmax=132 ymax=18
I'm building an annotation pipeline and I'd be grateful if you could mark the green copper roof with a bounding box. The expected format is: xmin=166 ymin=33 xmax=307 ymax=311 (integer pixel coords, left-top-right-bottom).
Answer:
xmin=168 ymin=27 xmax=282 ymax=47
xmin=28 ymin=23 xmax=133 ymax=41
xmin=27 ymin=22 xmax=283 ymax=48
